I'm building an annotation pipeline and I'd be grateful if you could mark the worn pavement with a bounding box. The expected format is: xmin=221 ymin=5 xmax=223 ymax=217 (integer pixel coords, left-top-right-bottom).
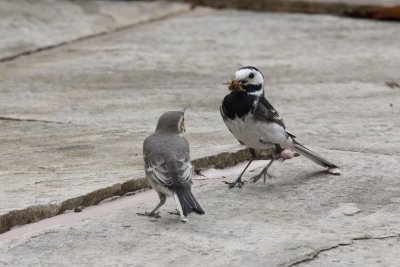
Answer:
xmin=0 ymin=0 xmax=400 ymax=265
xmin=1 ymin=149 xmax=400 ymax=266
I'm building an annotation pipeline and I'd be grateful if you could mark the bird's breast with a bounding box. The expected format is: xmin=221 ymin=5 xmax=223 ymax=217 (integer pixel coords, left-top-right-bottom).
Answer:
xmin=223 ymin=113 xmax=292 ymax=150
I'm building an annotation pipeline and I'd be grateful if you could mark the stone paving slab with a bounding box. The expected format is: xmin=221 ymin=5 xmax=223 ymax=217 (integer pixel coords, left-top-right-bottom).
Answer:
xmin=1 ymin=7 xmax=400 ymax=231
xmin=0 ymin=149 xmax=399 ymax=266
xmin=0 ymin=0 xmax=190 ymax=61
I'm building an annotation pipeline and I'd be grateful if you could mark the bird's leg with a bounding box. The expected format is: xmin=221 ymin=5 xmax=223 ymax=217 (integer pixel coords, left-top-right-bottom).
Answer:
xmin=248 ymin=154 xmax=280 ymax=184
xmin=223 ymin=149 xmax=256 ymax=188
xmin=137 ymin=193 xmax=166 ymax=218
xmin=249 ymin=145 xmax=283 ymax=184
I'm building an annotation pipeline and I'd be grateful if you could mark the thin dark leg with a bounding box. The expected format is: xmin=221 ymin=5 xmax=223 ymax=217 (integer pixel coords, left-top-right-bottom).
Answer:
xmin=137 ymin=193 xmax=166 ymax=218
xmin=223 ymin=149 xmax=256 ymax=188
xmin=249 ymin=153 xmax=281 ymax=184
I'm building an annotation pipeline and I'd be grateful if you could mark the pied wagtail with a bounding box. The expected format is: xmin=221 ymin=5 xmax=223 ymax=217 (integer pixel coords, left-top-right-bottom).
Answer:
xmin=220 ymin=66 xmax=340 ymax=188
xmin=138 ymin=109 xmax=205 ymax=222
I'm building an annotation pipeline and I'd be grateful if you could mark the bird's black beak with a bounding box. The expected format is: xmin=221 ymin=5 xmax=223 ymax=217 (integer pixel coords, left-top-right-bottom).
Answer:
xmin=225 ymin=78 xmax=245 ymax=92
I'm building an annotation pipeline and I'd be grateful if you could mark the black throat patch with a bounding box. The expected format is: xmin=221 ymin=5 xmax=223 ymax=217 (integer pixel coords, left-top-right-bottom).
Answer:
xmin=221 ymin=91 xmax=258 ymax=120
xmin=242 ymin=84 xmax=262 ymax=94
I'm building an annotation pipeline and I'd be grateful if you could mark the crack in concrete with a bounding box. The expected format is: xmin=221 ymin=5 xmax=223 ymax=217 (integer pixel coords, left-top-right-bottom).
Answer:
xmin=0 ymin=116 xmax=70 ymax=125
xmin=0 ymin=147 xmax=269 ymax=234
xmin=0 ymin=7 xmax=191 ymax=63
xmin=286 ymin=234 xmax=400 ymax=267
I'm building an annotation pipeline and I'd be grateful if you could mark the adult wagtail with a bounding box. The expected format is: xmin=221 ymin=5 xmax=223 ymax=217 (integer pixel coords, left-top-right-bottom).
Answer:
xmin=220 ymin=66 xmax=340 ymax=188
xmin=138 ymin=110 xmax=205 ymax=222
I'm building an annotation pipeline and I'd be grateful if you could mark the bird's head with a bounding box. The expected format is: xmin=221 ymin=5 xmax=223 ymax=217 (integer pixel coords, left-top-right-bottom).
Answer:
xmin=155 ymin=108 xmax=186 ymax=134
xmin=226 ymin=66 xmax=264 ymax=96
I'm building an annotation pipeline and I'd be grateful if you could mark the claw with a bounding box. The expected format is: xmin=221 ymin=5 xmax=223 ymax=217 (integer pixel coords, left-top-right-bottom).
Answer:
xmin=222 ymin=179 xmax=246 ymax=188
xmin=263 ymin=172 xmax=275 ymax=183
xmin=249 ymin=170 xmax=274 ymax=184
xmin=167 ymin=210 xmax=180 ymax=216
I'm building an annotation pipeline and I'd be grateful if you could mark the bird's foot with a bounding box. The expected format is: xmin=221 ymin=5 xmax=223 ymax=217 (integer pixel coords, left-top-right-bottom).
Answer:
xmin=136 ymin=211 xmax=161 ymax=218
xmin=222 ymin=178 xmax=246 ymax=188
xmin=179 ymin=218 xmax=188 ymax=223
xmin=249 ymin=171 xmax=275 ymax=184
xmin=167 ymin=209 xmax=180 ymax=216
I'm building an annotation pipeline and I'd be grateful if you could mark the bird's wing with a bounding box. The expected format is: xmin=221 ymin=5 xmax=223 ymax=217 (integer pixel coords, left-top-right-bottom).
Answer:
xmin=254 ymin=96 xmax=286 ymax=129
xmin=173 ymin=152 xmax=193 ymax=184
xmin=144 ymin=151 xmax=193 ymax=188
xmin=144 ymin=153 xmax=173 ymax=187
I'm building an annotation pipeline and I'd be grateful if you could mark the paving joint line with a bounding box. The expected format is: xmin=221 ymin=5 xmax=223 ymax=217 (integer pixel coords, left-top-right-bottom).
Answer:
xmin=0 ymin=6 xmax=192 ymax=64
xmin=0 ymin=147 xmax=266 ymax=234
xmin=0 ymin=117 xmax=71 ymax=125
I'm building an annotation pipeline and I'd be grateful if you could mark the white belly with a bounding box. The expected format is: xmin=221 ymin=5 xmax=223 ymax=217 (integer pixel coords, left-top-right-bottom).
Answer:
xmin=224 ymin=113 xmax=293 ymax=150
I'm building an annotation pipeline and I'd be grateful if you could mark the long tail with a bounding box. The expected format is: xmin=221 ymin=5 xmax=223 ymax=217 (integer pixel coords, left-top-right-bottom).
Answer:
xmin=175 ymin=185 xmax=205 ymax=216
xmin=292 ymin=140 xmax=338 ymax=169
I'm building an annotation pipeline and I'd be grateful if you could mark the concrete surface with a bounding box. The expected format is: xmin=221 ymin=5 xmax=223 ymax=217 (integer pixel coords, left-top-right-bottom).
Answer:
xmin=0 ymin=0 xmax=190 ymax=61
xmin=0 ymin=148 xmax=400 ymax=266
xmin=1 ymin=0 xmax=400 ymax=248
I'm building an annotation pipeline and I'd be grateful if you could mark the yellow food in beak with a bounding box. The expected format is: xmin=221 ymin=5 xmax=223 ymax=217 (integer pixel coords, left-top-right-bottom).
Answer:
xmin=227 ymin=79 xmax=244 ymax=92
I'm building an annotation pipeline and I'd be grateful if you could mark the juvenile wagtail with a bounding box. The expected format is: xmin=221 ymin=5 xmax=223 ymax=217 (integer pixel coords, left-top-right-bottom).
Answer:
xmin=138 ymin=110 xmax=205 ymax=222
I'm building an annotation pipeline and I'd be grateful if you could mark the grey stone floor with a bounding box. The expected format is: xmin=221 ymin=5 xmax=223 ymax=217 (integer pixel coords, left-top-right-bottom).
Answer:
xmin=0 ymin=0 xmax=400 ymax=265
xmin=1 ymin=150 xmax=400 ymax=266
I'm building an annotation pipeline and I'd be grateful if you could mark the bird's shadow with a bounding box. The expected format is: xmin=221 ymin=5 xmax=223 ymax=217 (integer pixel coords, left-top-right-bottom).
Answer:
xmin=243 ymin=169 xmax=334 ymax=189
xmin=301 ymin=169 xmax=332 ymax=180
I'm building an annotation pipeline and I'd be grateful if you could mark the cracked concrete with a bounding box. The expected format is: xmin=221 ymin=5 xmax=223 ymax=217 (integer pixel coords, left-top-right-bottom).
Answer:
xmin=1 ymin=149 xmax=400 ymax=266
xmin=293 ymin=235 xmax=400 ymax=266
xmin=2 ymin=6 xmax=399 ymax=226
xmin=1 ymin=1 xmax=400 ymax=264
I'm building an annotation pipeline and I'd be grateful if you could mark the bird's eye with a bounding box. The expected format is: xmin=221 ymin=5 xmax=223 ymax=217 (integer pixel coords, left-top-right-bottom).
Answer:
xmin=248 ymin=73 xmax=254 ymax=79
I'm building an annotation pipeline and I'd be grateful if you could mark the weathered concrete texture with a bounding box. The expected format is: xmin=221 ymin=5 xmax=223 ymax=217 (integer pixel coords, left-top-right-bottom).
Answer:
xmin=0 ymin=0 xmax=190 ymax=61
xmin=297 ymin=236 xmax=400 ymax=266
xmin=0 ymin=147 xmax=269 ymax=233
xmin=1 ymin=7 xmax=400 ymax=232
xmin=0 ymin=149 xmax=399 ymax=266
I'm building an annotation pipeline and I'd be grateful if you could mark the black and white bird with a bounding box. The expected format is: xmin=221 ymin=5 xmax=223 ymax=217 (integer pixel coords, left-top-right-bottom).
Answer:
xmin=138 ymin=110 xmax=205 ymax=222
xmin=220 ymin=66 xmax=340 ymax=188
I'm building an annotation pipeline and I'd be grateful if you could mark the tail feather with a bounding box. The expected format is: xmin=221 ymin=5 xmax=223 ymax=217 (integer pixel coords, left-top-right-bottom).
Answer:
xmin=292 ymin=140 xmax=337 ymax=169
xmin=176 ymin=186 xmax=205 ymax=216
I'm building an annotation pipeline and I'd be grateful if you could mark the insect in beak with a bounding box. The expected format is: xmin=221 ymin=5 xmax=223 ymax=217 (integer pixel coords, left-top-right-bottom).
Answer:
xmin=225 ymin=79 xmax=244 ymax=92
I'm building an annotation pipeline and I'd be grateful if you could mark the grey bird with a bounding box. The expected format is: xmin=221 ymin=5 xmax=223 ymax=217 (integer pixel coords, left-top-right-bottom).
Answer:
xmin=220 ymin=66 xmax=341 ymax=188
xmin=138 ymin=110 xmax=205 ymax=222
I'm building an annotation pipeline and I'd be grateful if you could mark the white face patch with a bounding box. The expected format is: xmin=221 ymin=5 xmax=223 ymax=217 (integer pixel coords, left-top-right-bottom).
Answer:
xmin=248 ymin=90 xmax=263 ymax=97
xmin=235 ymin=68 xmax=264 ymax=87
